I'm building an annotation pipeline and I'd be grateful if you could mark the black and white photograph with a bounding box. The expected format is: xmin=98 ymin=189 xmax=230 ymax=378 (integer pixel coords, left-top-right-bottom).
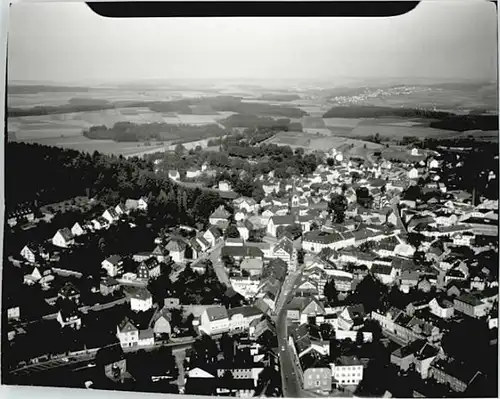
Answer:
xmin=2 ymin=1 xmax=499 ymax=398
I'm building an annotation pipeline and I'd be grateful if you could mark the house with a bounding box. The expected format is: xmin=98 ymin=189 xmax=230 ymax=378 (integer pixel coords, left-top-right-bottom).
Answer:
xmin=230 ymin=277 xmax=261 ymax=298
xmin=269 ymin=237 xmax=297 ymax=272
xmin=199 ymin=306 xmax=230 ymax=336
xmin=100 ymin=277 xmax=121 ymax=296
xmin=165 ymin=239 xmax=186 ymax=263
xmin=20 ymin=243 xmax=49 ymax=263
xmin=218 ymin=180 xmax=232 ymax=192
xmin=116 ymin=317 xmax=139 ymax=348
xmin=453 ymin=293 xmax=495 ymax=318
xmin=7 ymin=306 xmax=21 ymax=322
xmin=91 ymin=217 xmax=110 ymax=230
xmin=56 ymin=300 xmax=82 ymax=330
xmin=204 ymin=226 xmax=223 ymax=248
xmin=428 ymin=298 xmax=454 ymax=319
xmin=102 ymin=208 xmax=120 ymax=224
xmin=115 ymin=203 xmax=128 ymax=216
xmin=126 ymin=287 xmax=153 ymax=312
xmin=221 ymin=245 xmax=264 ymax=262
xmin=372 ymin=264 xmax=397 ymax=285
xmin=391 ymin=339 xmax=441 ymax=378
xmin=98 ymin=345 xmax=128 ymax=383
xmin=240 ymin=258 xmax=264 ymax=277
xmin=234 ymin=197 xmax=258 ymax=214
xmin=137 ymin=257 xmax=161 ymax=280
xmin=267 ymin=215 xmax=295 ymax=238
xmin=302 ymin=230 xmax=355 ymax=253
xmin=186 ymin=168 xmax=201 ymax=179
xmin=330 ymin=356 xmax=364 ymax=387
xmin=286 ymin=297 xmax=326 ymax=325
xmin=58 ymin=282 xmax=80 ymax=304
xmin=52 ymin=228 xmax=75 ymax=248
xmin=152 ymin=307 xmax=172 ymax=339
xmin=209 ymin=205 xmax=231 ymax=226
xmin=337 ymin=304 xmax=366 ymax=331
xmin=429 ymin=358 xmax=482 ymax=392
xmin=228 ymin=306 xmax=263 ymax=333
xmin=101 ymin=255 xmax=124 ymax=277
xmin=302 ymin=361 xmax=332 ymax=393
xmin=237 ymin=223 xmax=250 ymax=241
xmin=71 ymin=222 xmax=86 ymax=237
xmin=169 ymin=170 xmax=181 ymax=181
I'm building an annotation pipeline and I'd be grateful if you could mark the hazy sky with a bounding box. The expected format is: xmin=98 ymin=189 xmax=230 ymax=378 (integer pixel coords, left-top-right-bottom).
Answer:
xmin=7 ymin=1 xmax=498 ymax=84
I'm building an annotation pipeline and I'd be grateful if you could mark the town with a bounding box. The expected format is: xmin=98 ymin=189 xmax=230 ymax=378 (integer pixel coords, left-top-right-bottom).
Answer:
xmin=3 ymin=133 xmax=498 ymax=398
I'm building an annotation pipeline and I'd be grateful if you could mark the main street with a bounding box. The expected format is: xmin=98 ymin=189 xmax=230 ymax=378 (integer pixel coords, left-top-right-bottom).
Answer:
xmin=274 ymin=263 xmax=308 ymax=398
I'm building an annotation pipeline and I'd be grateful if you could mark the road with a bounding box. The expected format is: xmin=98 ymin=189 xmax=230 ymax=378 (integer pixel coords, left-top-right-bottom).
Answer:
xmin=274 ymin=264 xmax=308 ymax=398
xmin=192 ymin=240 xmax=229 ymax=287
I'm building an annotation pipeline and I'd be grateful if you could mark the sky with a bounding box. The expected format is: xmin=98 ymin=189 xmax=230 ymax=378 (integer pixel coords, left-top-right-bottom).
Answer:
xmin=7 ymin=1 xmax=498 ymax=84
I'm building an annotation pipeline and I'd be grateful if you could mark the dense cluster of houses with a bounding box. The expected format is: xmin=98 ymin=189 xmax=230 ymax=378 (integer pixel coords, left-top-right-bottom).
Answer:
xmin=6 ymin=143 xmax=499 ymax=396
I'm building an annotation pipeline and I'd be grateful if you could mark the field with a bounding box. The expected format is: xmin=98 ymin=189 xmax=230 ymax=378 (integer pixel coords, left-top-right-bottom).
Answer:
xmin=265 ymin=131 xmax=383 ymax=153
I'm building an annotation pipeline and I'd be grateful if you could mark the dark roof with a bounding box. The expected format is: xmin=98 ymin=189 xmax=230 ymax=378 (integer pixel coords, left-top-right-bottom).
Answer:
xmin=165 ymin=239 xmax=187 ymax=252
xmin=455 ymin=293 xmax=483 ymax=306
xmin=205 ymin=306 xmax=228 ymax=321
xmin=104 ymin=255 xmax=123 ymax=265
xmin=270 ymin=215 xmax=295 ymax=225
xmin=221 ymin=245 xmax=263 ymax=258
xmin=142 ymin=257 xmax=160 ymax=269
xmin=372 ymin=264 xmax=394 ymax=275
xmin=273 ymin=237 xmax=294 ymax=256
xmin=227 ymin=306 xmax=263 ymax=319
xmin=210 ymin=206 xmax=231 ymax=219
xmin=56 ymin=227 xmax=74 ymax=242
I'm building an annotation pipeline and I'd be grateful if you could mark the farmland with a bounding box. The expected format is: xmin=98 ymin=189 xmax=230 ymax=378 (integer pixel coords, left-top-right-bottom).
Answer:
xmin=264 ymin=131 xmax=383 ymax=153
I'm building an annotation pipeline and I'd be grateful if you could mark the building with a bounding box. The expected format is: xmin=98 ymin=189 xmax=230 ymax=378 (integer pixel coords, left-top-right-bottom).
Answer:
xmin=199 ymin=306 xmax=230 ymax=335
xmin=165 ymin=239 xmax=186 ymax=263
xmin=302 ymin=230 xmax=355 ymax=253
xmin=71 ymin=222 xmax=86 ymax=237
xmin=137 ymin=257 xmax=161 ymax=280
xmin=127 ymin=287 xmax=153 ymax=312
xmin=269 ymin=237 xmax=298 ymax=272
xmin=429 ymin=358 xmax=482 ymax=392
xmin=428 ymin=298 xmax=455 ymax=319
xmin=228 ymin=306 xmax=263 ymax=334
xmin=56 ymin=300 xmax=82 ymax=330
xmin=453 ymin=293 xmax=495 ymax=318
xmin=100 ymin=277 xmax=121 ymax=296
xmin=209 ymin=205 xmax=231 ymax=226
xmin=204 ymin=226 xmax=223 ymax=248
xmin=102 ymin=208 xmax=120 ymax=224
xmin=330 ymin=356 xmax=364 ymax=387
xmin=116 ymin=317 xmax=139 ymax=348
xmin=267 ymin=215 xmax=295 ymax=238
xmin=52 ymin=228 xmax=75 ymax=248
xmin=101 ymin=255 xmax=124 ymax=277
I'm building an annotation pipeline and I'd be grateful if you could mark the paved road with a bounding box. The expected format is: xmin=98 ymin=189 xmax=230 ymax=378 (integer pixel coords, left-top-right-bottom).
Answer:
xmin=192 ymin=241 xmax=229 ymax=287
xmin=274 ymin=264 xmax=308 ymax=398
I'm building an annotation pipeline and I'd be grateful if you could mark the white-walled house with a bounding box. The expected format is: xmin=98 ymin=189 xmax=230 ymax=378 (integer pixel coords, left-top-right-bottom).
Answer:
xmin=128 ymin=288 xmax=153 ymax=312
xmin=330 ymin=356 xmax=364 ymax=387
xmin=428 ymin=298 xmax=454 ymax=319
xmin=199 ymin=306 xmax=230 ymax=335
xmin=408 ymin=168 xmax=419 ymax=179
xmin=52 ymin=228 xmax=75 ymax=248
xmin=101 ymin=255 xmax=124 ymax=277
xmin=71 ymin=222 xmax=86 ymax=237
xmin=165 ymin=240 xmax=186 ymax=263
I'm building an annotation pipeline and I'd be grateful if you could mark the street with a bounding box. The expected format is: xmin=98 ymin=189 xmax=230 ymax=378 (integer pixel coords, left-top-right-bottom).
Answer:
xmin=274 ymin=264 xmax=308 ymax=398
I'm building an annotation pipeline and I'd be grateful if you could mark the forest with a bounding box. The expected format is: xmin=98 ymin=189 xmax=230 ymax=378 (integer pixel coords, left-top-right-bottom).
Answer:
xmin=83 ymin=122 xmax=226 ymax=142
xmin=322 ymin=106 xmax=498 ymax=131
xmin=8 ymin=95 xmax=307 ymax=119
xmin=5 ymin=143 xmax=226 ymax=227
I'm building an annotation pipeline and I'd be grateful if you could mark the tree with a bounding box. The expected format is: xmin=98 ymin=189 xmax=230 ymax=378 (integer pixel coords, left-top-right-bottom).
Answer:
xmin=326 ymin=158 xmax=335 ymax=167
xmin=323 ymin=279 xmax=338 ymax=304
xmin=297 ymin=248 xmax=305 ymax=265
xmin=224 ymin=224 xmax=240 ymax=239
xmin=354 ymin=274 xmax=388 ymax=313
xmin=356 ymin=187 xmax=373 ymax=208
xmin=356 ymin=330 xmax=364 ymax=346
xmin=328 ymin=194 xmax=348 ymax=223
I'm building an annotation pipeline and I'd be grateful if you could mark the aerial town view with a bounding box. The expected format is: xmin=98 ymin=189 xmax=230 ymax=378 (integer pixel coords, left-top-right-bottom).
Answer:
xmin=2 ymin=2 xmax=499 ymax=398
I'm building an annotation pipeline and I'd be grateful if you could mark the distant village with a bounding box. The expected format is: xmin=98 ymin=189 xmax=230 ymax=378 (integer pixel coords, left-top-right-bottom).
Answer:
xmin=4 ymin=142 xmax=499 ymax=398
